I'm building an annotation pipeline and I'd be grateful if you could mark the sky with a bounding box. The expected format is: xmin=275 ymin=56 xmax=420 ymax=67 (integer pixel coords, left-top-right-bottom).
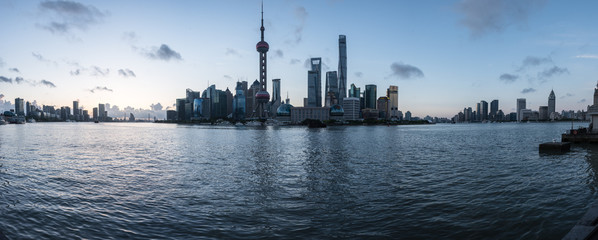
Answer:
xmin=1 ymin=0 xmax=598 ymax=118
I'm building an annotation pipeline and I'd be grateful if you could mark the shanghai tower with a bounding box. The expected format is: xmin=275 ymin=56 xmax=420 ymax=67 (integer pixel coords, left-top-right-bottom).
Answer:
xmin=338 ymin=35 xmax=347 ymax=104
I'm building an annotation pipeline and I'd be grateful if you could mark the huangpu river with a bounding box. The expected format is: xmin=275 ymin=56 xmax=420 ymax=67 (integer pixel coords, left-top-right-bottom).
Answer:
xmin=1 ymin=122 xmax=597 ymax=239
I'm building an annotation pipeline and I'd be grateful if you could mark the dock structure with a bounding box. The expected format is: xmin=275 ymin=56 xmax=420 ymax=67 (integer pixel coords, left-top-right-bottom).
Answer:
xmin=562 ymin=132 xmax=598 ymax=143
xmin=539 ymin=142 xmax=571 ymax=152
xmin=564 ymin=199 xmax=598 ymax=239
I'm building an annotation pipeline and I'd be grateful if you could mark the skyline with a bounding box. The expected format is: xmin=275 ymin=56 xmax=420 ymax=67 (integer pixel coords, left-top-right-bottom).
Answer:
xmin=1 ymin=0 xmax=598 ymax=118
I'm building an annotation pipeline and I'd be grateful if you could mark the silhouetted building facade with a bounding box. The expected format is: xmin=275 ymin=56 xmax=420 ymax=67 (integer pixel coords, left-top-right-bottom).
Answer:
xmin=338 ymin=35 xmax=347 ymax=104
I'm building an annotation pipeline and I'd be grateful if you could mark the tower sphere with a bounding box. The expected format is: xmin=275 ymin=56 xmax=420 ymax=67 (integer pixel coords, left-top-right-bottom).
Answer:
xmin=255 ymin=90 xmax=270 ymax=103
xmin=256 ymin=41 xmax=269 ymax=53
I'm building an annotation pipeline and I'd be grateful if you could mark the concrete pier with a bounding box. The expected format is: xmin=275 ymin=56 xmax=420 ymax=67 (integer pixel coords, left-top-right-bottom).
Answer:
xmin=563 ymin=200 xmax=598 ymax=240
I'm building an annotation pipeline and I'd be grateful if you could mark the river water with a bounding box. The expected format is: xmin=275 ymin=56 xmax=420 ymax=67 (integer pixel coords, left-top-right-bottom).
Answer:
xmin=0 ymin=122 xmax=597 ymax=239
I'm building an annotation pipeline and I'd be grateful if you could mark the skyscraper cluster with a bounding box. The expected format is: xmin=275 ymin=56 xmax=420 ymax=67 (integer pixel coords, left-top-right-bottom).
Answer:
xmin=454 ymin=99 xmax=504 ymax=123
xmin=2 ymin=97 xmax=91 ymax=122
xmin=170 ymin=5 xmax=415 ymax=124
xmin=452 ymin=90 xmax=566 ymax=123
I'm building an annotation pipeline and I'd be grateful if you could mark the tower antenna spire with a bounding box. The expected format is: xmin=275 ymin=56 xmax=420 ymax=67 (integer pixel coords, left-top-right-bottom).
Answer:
xmin=260 ymin=1 xmax=265 ymax=41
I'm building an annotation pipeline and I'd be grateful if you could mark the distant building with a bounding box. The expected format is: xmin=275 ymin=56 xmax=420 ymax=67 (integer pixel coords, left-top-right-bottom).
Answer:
xmin=342 ymin=97 xmax=360 ymax=121
xmin=387 ymin=85 xmax=398 ymax=119
xmin=520 ymin=109 xmax=533 ymax=121
xmin=270 ymin=78 xmax=281 ymax=117
xmin=233 ymin=81 xmax=247 ymax=120
xmin=490 ymin=99 xmax=498 ymax=121
xmin=98 ymin=103 xmax=106 ymax=122
xmin=225 ymin=88 xmax=233 ymax=117
xmin=405 ymin=111 xmax=412 ymax=121
xmin=15 ymin=98 xmax=24 ymax=116
xmin=306 ymin=58 xmax=322 ymax=107
xmin=246 ymin=80 xmax=259 ymax=117
xmin=325 ymin=71 xmax=338 ymax=107
xmin=176 ymin=98 xmax=186 ymax=121
xmin=93 ymin=107 xmax=98 ymax=121
xmin=476 ymin=102 xmax=481 ymax=121
xmin=129 ymin=113 xmax=135 ymax=122
xmin=349 ymin=83 xmax=360 ymax=98
xmin=517 ymin=98 xmax=526 ymax=122
xmin=548 ymin=90 xmax=556 ymax=115
xmin=83 ymin=110 xmax=89 ymax=121
xmin=480 ymin=100 xmax=488 ymax=121
xmin=364 ymin=84 xmax=377 ymax=109
xmin=377 ymin=96 xmax=389 ymax=119
xmin=362 ymin=108 xmax=379 ymax=120
xmin=73 ymin=100 xmax=79 ymax=119
xmin=588 ymin=83 xmax=598 ymax=133
xmin=338 ymin=35 xmax=347 ymax=104
xmin=539 ymin=106 xmax=549 ymax=120
xmin=290 ymin=107 xmax=329 ymax=124
xmin=166 ymin=110 xmax=176 ymax=121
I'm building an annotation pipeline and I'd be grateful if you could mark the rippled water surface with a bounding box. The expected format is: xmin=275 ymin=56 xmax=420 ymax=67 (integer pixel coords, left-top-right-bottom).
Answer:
xmin=1 ymin=122 xmax=598 ymax=239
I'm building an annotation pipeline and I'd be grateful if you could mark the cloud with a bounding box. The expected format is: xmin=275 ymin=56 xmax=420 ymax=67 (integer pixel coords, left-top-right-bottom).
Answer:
xmin=538 ymin=66 xmax=569 ymax=79
xmin=32 ymin=52 xmax=49 ymax=62
xmin=579 ymin=99 xmax=587 ymax=103
xmin=355 ymin=72 xmax=363 ymax=78
xmin=118 ymin=68 xmax=136 ymax=78
xmin=292 ymin=6 xmax=308 ymax=44
xmin=40 ymin=79 xmax=56 ymax=88
xmin=15 ymin=77 xmax=24 ymax=84
xmin=457 ymin=0 xmax=546 ymax=37
xmin=32 ymin=52 xmax=57 ymax=65
xmin=223 ymin=75 xmax=233 ymax=81
xmin=273 ymin=49 xmax=283 ymax=58
xmin=122 ymin=31 xmax=137 ymax=42
xmin=146 ymin=44 xmax=182 ymax=61
xmin=575 ymin=54 xmax=598 ymax=59
xmin=519 ymin=56 xmax=552 ymax=71
xmin=38 ymin=0 xmax=106 ymax=34
xmin=91 ymin=66 xmax=109 ymax=76
xmin=389 ymin=62 xmax=424 ymax=79
xmin=89 ymin=86 xmax=113 ymax=93
xmin=0 ymin=76 xmax=12 ymax=83
xmin=150 ymin=103 xmax=163 ymax=111
xmin=560 ymin=93 xmax=574 ymax=99
xmin=289 ymin=58 xmax=301 ymax=64
xmin=0 ymin=57 xmax=4 ymax=67
xmin=521 ymin=88 xmax=536 ymax=94
xmin=499 ymin=73 xmax=518 ymax=83
xmin=0 ymin=94 xmax=4 ymax=100
xmin=70 ymin=69 xmax=81 ymax=76
xmin=9 ymin=68 xmax=19 ymax=73
xmin=225 ymin=48 xmax=241 ymax=57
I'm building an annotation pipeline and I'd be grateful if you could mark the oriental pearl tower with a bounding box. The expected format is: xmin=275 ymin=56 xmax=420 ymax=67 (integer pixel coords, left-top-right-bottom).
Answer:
xmin=254 ymin=2 xmax=270 ymax=119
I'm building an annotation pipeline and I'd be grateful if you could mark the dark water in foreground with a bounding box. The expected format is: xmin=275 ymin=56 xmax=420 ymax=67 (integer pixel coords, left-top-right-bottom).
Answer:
xmin=0 ymin=122 xmax=597 ymax=239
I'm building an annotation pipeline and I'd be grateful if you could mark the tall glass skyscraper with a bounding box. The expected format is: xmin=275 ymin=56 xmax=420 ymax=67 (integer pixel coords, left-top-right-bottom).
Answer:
xmin=271 ymin=78 xmax=281 ymax=104
xmin=517 ymin=98 xmax=526 ymax=122
xmin=349 ymin=84 xmax=360 ymax=98
xmin=364 ymin=84 xmax=377 ymax=109
xmin=548 ymin=90 xmax=556 ymax=114
xmin=325 ymin=71 xmax=338 ymax=107
xmin=490 ymin=99 xmax=498 ymax=120
xmin=307 ymin=57 xmax=322 ymax=107
xmin=338 ymin=35 xmax=347 ymax=104
xmin=387 ymin=85 xmax=398 ymax=118
xmin=233 ymin=81 xmax=246 ymax=120
xmin=480 ymin=100 xmax=488 ymax=121
xmin=15 ymin=98 xmax=24 ymax=116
